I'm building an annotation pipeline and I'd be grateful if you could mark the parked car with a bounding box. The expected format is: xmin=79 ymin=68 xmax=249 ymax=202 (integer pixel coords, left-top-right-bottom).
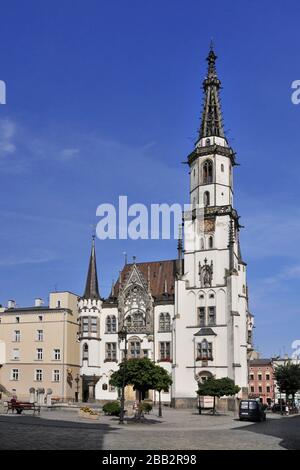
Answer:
xmin=239 ymin=400 xmax=266 ymax=422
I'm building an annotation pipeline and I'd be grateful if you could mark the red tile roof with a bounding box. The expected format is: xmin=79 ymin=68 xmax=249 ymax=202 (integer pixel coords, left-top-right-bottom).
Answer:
xmin=113 ymin=260 xmax=177 ymax=301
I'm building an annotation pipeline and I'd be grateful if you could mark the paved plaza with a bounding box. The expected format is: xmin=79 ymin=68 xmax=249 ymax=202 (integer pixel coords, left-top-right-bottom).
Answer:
xmin=0 ymin=406 xmax=299 ymax=450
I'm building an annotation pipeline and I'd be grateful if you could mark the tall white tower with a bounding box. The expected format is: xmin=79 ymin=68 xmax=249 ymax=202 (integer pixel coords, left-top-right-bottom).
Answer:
xmin=78 ymin=236 xmax=102 ymax=402
xmin=172 ymin=45 xmax=253 ymax=407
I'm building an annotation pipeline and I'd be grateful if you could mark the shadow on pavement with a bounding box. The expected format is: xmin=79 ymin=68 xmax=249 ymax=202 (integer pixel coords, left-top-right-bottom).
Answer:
xmin=0 ymin=414 xmax=118 ymax=450
xmin=233 ymin=415 xmax=300 ymax=450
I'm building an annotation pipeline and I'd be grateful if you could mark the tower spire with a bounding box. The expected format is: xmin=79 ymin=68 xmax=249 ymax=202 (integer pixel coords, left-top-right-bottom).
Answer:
xmin=199 ymin=43 xmax=225 ymax=140
xmin=83 ymin=236 xmax=100 ymax=300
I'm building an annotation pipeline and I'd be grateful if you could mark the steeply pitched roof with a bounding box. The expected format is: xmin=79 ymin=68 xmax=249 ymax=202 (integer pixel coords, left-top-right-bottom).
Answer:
xmin=112 ymin=259 xmax=176 ymax=301
xmin=82 ymin=237 xmax=100 ymax=300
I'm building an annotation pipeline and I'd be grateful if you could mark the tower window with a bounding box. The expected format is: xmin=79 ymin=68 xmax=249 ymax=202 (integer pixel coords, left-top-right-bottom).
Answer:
xmin=202 ymin=160 xmax=213 ymax=184
xmin=221 ymin=163 xmax=224 ymax=172
xmin=203 ymin=191 xmax=210 ymax=207
xmin=205 ymin=138 xmax=211 ymax=146
xmin=82 ymin=343 xmax=88 ymax=361
xmin=208 ymin=236 xmax=213 ymax=249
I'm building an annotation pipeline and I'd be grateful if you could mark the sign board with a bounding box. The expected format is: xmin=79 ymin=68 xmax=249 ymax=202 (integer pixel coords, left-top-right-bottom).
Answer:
xmin=199 ymin=396 xmax=214 ymax=408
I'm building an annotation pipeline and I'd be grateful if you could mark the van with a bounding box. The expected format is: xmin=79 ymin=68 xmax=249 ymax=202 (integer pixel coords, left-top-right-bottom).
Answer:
xmin=239 ymin=400 xmax=266 ymax=422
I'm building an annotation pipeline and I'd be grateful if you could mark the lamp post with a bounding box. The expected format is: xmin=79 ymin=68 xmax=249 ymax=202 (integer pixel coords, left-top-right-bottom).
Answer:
xmin=118 ymin=326 xmax=128 ymax=424
xmin=75 ymin=374 xmax=80 ymax=403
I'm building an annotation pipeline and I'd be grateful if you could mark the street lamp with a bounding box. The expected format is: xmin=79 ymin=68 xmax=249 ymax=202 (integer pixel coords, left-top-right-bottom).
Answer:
xmin=75 ymin=374 xmax=80 ymax=403
xmin=118 ymin=325 xmax=128 ymax=424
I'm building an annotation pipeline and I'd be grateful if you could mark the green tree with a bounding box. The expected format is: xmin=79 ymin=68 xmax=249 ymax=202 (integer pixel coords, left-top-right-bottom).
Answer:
xmin=152 ymin=365 xmax=173 ymax=417
xmin=197 ymin=377 xmax=240 ymax=414
xmin=109 ymin=358 xmax=172 ymax=419
xmin=274 ymin=362 xmax=300 ymax=407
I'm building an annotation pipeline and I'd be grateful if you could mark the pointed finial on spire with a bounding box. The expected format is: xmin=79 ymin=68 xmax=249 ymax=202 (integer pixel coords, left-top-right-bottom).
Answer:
xmin=199 ymin=42 xmax=225 ymax=140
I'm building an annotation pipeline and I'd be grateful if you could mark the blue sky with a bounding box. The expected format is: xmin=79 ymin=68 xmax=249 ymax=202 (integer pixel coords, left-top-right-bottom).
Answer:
xmin=0 ymin=0 xmax=300 ymax=358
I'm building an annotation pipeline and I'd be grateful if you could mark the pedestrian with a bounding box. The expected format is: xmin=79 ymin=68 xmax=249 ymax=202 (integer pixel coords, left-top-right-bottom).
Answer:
xmin=285 ymin=404 xmax=289 ymax=416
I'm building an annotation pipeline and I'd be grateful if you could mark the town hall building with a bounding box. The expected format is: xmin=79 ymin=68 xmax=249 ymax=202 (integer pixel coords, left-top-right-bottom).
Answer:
xmin=78 ymin=46 xmax=254 ymax=407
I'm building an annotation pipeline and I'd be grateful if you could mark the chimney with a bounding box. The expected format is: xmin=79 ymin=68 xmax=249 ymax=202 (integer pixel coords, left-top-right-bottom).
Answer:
xmin=8 ymin=300 xmax=16 ymax=309
xmin=35 ymin=298 xmax=44 ymax=307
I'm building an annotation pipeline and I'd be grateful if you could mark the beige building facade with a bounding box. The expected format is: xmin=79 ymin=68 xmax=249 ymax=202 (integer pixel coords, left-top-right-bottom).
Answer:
xmin=0 ymin=292 xmax=80 ymax=402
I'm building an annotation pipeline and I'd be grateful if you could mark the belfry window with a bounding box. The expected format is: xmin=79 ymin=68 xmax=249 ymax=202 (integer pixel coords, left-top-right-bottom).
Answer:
xmin=202 ymin=160 xmax=213 ymax=184
xmin=203 ymin=191 xmax=210 ymax=207
xmin=208 ymin=236 xmax=213 ymax=249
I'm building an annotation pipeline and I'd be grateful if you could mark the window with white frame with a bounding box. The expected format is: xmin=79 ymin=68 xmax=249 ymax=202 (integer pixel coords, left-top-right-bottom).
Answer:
xmin=35 ymin=369 xmax=43 ymax=381
xmin=53 ymin=370 xmax=60 ymax=382
xmin=159 ymin=342 xmax=171 ymax=361
xmin=82 ymin=317 xmax=89 ymax=332
xmin=12 ymin=348 xmax=20 ymax=360
xmin=11 ymin=369 xmax=19 ymax=381
xmin=91 ymin=317 xmax=98 ymax=333
xmin=105 ymin=343 xmax=117 ymax=361
xmin=198 ymin=307 xmax=206 ymax=326
xmin=37 ymin=329 xmax=43 ymax=341
xmin=14 ymin=330 xmax=21 ymax=342
xmin=82 ymin=343 xmax=88 ymax=361
xmin=208 ymin=306 xmax=216 ymax=325
xmin=197 ymin=340 xmax=213 ymax=360
xmin=53 ymin=349 xmax=61 ymax=360
xmin=106 ymin=315 xmax=117 ymax=333
xmin=36 ymin=348 xmax=43 ymax=360
xmin=129 ymin=341 xmax=141 ymax=358
xmin=159 ymin=312 xmax=171 ymax=331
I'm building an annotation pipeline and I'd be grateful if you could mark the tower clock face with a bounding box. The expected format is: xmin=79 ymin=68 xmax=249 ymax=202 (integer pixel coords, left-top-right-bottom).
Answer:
xmin=198 ymin=219 xmax=215 ymax=235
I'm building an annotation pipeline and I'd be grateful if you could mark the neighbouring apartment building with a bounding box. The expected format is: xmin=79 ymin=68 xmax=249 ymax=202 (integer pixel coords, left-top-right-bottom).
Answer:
xmin=248 ymin=358 xmax=274 ymax=404
xmin=0 ymin=292 xmax=80 ymax=402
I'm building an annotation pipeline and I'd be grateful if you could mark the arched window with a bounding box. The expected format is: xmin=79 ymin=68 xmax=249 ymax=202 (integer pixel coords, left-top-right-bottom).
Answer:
xmin=221 ymin=163 xmax=224 ymax=172
xmin=205 ymin=138 xmax=211 ymax=146
xmin=82 ymin=343 xmax=88 ymax=361
xmin=203 ymin=191 xmax=210 ymax=207
xmin=200 ymin=238 xmax=204 ymax=250
xmin=208 ymin=236 xmax=213 ymax=249
xmin=159 ymin=313 xmax=171 ymax=331
xmin=202 ymin=160 xmax=213 ymax=184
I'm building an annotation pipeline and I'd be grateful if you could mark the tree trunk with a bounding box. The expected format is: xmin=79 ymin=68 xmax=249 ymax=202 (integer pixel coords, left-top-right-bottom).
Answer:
xmin=158 ymin=391 xmax=162 ymax=417
xmin=213 ymin=396 xmax=216 ymax=415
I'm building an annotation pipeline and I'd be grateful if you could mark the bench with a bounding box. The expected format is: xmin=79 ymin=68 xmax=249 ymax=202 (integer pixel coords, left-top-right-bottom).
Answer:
xmin=6 ymin=401 xmax=41 ymax=415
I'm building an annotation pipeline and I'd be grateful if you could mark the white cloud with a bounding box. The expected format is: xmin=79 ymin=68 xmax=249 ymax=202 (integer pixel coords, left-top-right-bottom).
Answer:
xmin=59 ymin=148 xmax=80 ymax=161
